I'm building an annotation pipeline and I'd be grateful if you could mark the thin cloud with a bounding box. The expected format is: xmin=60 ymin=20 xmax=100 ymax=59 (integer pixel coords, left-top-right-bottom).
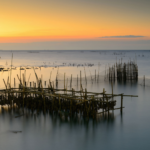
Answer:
xmin=100 ymin=35 xmax=145 ymax=38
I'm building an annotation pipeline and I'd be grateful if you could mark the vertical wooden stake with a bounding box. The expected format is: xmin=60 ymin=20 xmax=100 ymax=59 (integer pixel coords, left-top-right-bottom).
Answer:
xmin=70 ymin=74 xmax=72 ymax=88
xmin=80 ymin=71 xmax=81 ymax=90
xmin=95 ymin=69 xmax=96 ymax=81
xmin=64 ymin=73 xmax=65 ymax=88
xmin=14 ymin=78 xmax=15 ymax=87
xmin=77 ymin=75 xmax=78 ymax=86
xmin=84 ymin=67 xmax=87 ymax=85
xmin=20 ymin=66 xmax=21 ymax=85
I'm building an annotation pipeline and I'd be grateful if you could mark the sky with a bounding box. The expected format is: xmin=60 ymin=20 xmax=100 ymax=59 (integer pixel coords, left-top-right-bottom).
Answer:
xmin=0 ymin=0 xmax=150 ymax=50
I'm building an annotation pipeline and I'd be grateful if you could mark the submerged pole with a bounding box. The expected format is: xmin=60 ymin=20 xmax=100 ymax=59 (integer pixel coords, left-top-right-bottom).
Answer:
xmin=121 ymin=94 xmax=123 ymax=113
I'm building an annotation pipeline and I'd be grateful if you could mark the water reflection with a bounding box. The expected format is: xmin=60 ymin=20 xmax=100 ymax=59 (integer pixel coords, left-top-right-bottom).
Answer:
xmin=0 ymin=105 xmax=116 ymax=128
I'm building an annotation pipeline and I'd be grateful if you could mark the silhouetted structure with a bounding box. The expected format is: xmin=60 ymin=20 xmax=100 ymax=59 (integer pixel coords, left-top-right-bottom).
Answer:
xmin=108 ymin=61 xmax=138 ymax=81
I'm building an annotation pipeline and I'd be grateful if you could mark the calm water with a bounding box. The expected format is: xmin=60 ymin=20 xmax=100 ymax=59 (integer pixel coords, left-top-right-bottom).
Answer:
xmin=0 ymin=50 xmax=150 ymax=150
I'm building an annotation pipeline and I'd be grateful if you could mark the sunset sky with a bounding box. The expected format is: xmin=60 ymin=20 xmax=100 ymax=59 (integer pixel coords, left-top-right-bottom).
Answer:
xmin=0 ymin=0 xmax=150 ymax=50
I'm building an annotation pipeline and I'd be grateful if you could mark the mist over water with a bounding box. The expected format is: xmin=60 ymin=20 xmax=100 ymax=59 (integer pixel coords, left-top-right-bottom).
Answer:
xmin=0 ymin=50 xmax=150 ymax=150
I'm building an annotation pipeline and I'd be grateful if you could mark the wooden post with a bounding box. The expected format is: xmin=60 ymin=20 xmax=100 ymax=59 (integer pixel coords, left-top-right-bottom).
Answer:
xmin=85 ymin=88 xmax=87 ymax=100
xmin=70 ymin=74 xmax=72 ymax=88
xmin=64 ymin=73 xmax=65 ymax=90
xmin=77 ymin=75 xmax=78 ymax=86
xmin=20 ymin=66 xmax=21 ymax=85
xmin=72 ymin=88 xmax=73 ymax=96
xmin=109 ymin=67 xmax=110 ymax=80
xmin=95 ymin=69 xmax=96 ymax=81
xmin=114 ymin=65 xmax=116 ymax=80
xmin=56 ymin=76 xmax=58 ymax=88
xmin=110 ymin=67 xmax=112 ymax=80
xmin=80 ymin=71 xmax=81 ymax=90
xmin=84 ymin=67 xmax=87 ymax=85
xmin=14 ymin=78 xmax=15 ymax=87
xmin=105 ymin=65 xmax=106 ymax=77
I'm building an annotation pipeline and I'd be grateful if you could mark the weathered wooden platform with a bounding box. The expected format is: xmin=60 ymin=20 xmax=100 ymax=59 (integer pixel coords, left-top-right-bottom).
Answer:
xmin=0 ymin=85 xmax=137 ymax=118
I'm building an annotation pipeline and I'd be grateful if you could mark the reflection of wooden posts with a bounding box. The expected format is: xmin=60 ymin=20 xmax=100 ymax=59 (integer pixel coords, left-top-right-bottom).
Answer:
xmin=111 ymin=81 xmax=113 ymax=101
xmin=92 ymin=96 xmax=94 ymax=118
xmin=121 ymin=94 xmax=123 ymax=113
xmin=70 ymin=94 xmax=72 ymax=115
xmin=130 ymin=62 xmax=131 ymax=80
xmin=59 ymin=96 xmax=61 ymax=111
xmin=136 ymin=66 xmax=138 ymax=80
xmin=117 ymin=67 xmax=118 ymax=80
xmin=103 ymin=88 xmax=105 ymax=113
xmin=106 ymin=94 xmax=109 ymax=114
xmin=144 ymin=75 xmax=145 ymax=87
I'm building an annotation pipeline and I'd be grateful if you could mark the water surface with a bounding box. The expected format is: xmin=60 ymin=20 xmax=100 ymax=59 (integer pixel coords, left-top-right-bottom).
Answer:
xmin=0 ymin=50 xmax=150 ymax=150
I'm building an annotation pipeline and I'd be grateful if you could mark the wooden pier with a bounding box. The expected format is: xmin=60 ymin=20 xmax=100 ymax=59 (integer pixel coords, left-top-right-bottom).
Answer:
xmin=0 ymin=64 xmax=138 ymax=119
xmin=0 ymin=85 xmax=137 ymax=118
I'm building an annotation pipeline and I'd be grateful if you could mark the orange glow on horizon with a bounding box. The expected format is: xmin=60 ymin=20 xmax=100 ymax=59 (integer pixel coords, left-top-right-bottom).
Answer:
xmin=0 ymin=36 xmax=97 ymax=43
xmin=0 ymin=0 xmax=150 ymax=43
xmin=0 ymin=36 xmax=149 ymax=43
